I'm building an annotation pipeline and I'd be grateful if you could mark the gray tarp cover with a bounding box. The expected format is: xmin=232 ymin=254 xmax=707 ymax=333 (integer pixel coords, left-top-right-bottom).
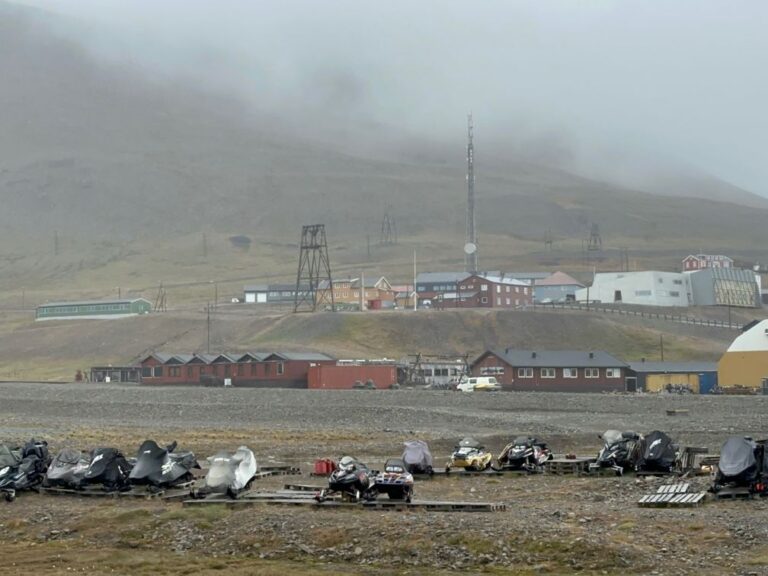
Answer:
xmin=402 ymin=440 xmax=433 ymax=468
xmin=719 ymin=437 xmax=756 ymax=476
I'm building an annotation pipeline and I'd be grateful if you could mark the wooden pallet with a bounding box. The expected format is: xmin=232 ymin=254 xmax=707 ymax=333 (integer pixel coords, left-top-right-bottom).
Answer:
xmin=545 ymin=457 xmax=594 ymax=475
xmin=656 ymin=483 xmax=690 ymax=494
xmin=714 ymin=487 xmax=754 ymax=500
xmin=635 ymin=470 xmax=674 ymax=478
xmin=638 ymin=492 xmax=707 ymax=507
xmin=182 ymin=497 xmax=505 ymax=512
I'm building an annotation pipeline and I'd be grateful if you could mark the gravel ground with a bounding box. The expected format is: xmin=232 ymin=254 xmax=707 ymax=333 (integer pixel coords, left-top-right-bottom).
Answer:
xmin=2 ymin=383 xmax=768 ymax=575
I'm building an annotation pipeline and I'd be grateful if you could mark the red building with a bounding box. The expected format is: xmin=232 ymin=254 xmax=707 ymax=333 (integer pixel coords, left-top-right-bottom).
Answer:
xmin=471 ymin=349 xmax=629 ymax=392
xmin=682 ymin=254 xmax=733 ymax=271
xmin=436 ymin=274 xmax=532 ymax=309
xmin=308 ymin=363 xmax=400 ymax=389
xmin=139 ymin=352 xmax=335 ymax=388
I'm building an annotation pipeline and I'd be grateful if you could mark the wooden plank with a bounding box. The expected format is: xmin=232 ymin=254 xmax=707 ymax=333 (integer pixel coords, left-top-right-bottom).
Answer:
xmin=181 ymin=497 xmax=505 ymax=512
xmin=284 ymin=483 xmax=325 ymax=492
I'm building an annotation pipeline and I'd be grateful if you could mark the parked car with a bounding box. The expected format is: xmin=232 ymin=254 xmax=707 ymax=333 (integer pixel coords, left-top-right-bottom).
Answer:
xmin=456 ymin=376 xmax=501 ymax=392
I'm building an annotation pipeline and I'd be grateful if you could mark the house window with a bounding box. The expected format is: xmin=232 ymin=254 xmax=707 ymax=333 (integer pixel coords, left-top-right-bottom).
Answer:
xmin=141 ymin=367 xmax=152 ymax=378
xmin=515 ymin=287 xmax=520 ymax=293
xmin=585 ymin=368 xmax=599 ymax=378
xmin=658 ymin=278 xmax=664 ymax=283
xmin=606 ymin=368 xmax=621 ymax=378
xmin=481 ymin=297 xmax=488 ymax=303
xmin=517 ymin=368 xmax=533 ymax=378
xmin=506 ymin=298 xmax=510 ymax=305
xmin=523 ymin=287 xmax=528 ymax=295
xmin=481 ymin=284 xmax=488 ymax=291
xmin=251 ymin=364 xmax=257 ymax=376
xmin=541 ymin=368 xmax=555 ymax=378
xmin=277 ymin=362 xmax=285 ymax=375
xmin=670 ymin=291 xmax=680 ymax=297
xmin=169 ymin=367 xmax=180 ymax=377
xmin=506 ymin=286 xmax=510 ymax=293
xmin=187 ymin=366 xmax=193 ymax=378
xmin=265 ymin=363 xmax=271 ymax=376
xmin=563 ymin=368 xmax=578 ymax=378
xmin=153 ymin=366 xmax=163 ymax=377
xmin=515 ymin=299 xmax=519 ymax=306
xmin=634 ymin=290 xmax=652 ymax=296
xmin=496 ymin=285 xmax=501 ymax=293
xmin=673 ymin=279 xmax=683 ymax=285
xmin=496 ymin=298 xmax=501 ymax=305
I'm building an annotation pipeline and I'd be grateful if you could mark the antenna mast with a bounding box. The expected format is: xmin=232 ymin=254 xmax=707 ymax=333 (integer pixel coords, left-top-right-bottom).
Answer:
xmin=465 ymin=114 xmax=478 ymax=273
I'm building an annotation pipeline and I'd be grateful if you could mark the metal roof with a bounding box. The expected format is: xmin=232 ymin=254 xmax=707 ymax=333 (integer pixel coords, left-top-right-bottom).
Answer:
xmin=534 ymin=271 xmax=584 ymax=287
xmin=469 ymin=274 xmax=529 ymax=286
xmin=482 ymin=348 xmax=628 ymax=368
xmin=416 ymin=272 xmax=470 ymax=284
xmin=627 ymin=361 xmax=718 ymax=373
xmin=39 ymin=298 xmax=151 ymax=307
xmin=264 ymin=352 xmax=335 ymax=362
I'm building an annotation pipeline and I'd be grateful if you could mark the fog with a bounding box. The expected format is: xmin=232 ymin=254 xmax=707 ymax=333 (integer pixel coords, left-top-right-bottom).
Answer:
xmin=15 ymin=0 xmax=768 ymax=195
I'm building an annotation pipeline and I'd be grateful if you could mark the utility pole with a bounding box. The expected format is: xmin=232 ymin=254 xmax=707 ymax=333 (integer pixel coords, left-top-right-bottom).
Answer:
xmin=660 ymin=335 xmax=664 ymax=361
xmin=465 ymin=114 xmax=478 ymax=274
xmin=206 ymin=302 xmax=211 ymax=354
xmin=413 ymin=249 xmax=417 ymax=311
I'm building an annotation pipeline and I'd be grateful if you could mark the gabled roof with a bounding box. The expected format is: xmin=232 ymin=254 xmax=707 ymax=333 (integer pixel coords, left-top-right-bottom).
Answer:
xmin=263 ymin=352 xmax=335 ymax=362
xmin=140 ymin=353 xmax=174 ymax=364
xmin=477 ymin=348 xmax=628 ymax=368
xmin=416 ymin=272 xmax=470 ymax=284
xmin=233 ymin=352 xmax=269 ymax=362
xmin=627 ymin=361 xmax=718 ymax=374
xmin=466 ymin=273 xmax=529 ymax=286
xmin=534 ymin=271 xmax=584 ymax=287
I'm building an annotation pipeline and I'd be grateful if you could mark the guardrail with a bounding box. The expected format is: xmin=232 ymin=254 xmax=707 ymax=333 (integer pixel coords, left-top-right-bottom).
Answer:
xmin=528 ymin=302 xmax=741 ymax=330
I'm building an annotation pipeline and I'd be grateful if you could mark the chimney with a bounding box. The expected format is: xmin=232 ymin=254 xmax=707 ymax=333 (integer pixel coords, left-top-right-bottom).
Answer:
xmin=589 ymin=352 xmax=594 ymax=359
xmin=532 ymin=352 xmax=537 ymax=359
xmin=505 ymin=347 xmax=510 ymax=354
xmin=641 ymin=357 xmax=646 ymax=363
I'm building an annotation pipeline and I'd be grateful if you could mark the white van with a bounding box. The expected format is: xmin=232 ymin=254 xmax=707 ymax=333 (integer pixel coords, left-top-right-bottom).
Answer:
xmin=456 ymin=376 xmax=501 ymax=392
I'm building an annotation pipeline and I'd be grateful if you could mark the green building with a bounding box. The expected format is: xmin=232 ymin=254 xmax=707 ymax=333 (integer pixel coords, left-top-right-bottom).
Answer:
xmin=36 ymin=298 xmax=152 ymax=320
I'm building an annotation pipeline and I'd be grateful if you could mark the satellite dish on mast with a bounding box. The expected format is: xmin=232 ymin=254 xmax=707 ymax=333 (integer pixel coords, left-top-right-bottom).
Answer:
xmin=464 ymin=242 xmax=477 ymax=255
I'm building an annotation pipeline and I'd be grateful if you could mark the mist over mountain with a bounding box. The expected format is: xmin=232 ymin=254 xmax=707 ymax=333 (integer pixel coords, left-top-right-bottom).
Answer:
xmin=2 ymin=0 xmax=768 ymax=260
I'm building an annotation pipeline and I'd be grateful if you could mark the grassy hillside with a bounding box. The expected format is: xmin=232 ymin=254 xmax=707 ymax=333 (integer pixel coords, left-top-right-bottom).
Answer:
xmin=0 ymin=307 xmax=738 ymax=381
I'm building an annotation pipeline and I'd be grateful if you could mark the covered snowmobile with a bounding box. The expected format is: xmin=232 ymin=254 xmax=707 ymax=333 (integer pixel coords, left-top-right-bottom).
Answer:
xmin=450 ymin=437 xmax=492 ymax=471
xmin=401 ymin=440 xmax=433 ymax=475
xmin=590 ymin=430 xmax=641 ymax=475
xmin=315 ymin=456 xmax=377 ymax=502
xmin=82 ymin=447 xmax=133 ymax=492
xmin=44 ymin=448 xmax=92 ymax=489
xmin=635 ymin=431 xmax=677 ymax=474
xmin=0 ymin=440 xmax=50 ymax=502
xmin=129 ymin=440 xmax=199 ymax=489
xmin=374 ymin=458 xmax=414 ymax=502
xmin=0 ymin=444 xmax=22 ymax=501
xmin=712 ymin=436 xmax=767 ymax=494
xmin=495 ymin=436 xmax=553 ymax=471
xmin=195 ymin=446 xmax=257 ymax=498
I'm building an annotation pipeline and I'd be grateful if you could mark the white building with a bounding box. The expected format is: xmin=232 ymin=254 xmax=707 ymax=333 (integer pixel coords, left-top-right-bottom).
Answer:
xmin=575 ymin=271 xmax=691 ymax=307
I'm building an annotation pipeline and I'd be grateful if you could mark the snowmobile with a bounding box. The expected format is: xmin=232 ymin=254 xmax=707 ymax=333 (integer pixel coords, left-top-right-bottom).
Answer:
xmin=81 ymin=447 xmax=133 ymax=492
xmin=0 ymin=439 xmax=50 ymax=502
xmin=589 ymin=430 xmax=641 ymax=475
xmin=129 ymin=440 xmax=200 ymax=489
xmin=712 ymin=436 xmax=768 ymax=494
xmin=192 ymin=446 xmax=258 ymax=499
xmin=44 ymin=448 xmax=92 ymax=489
xmin=635 ymin=430 xmax=678 ymax=474
xmin=495 ymin=436 xmax=553 ymax=472
xmin=374 ymin=458 xmax=414 ymax=502
xmin=315 ymin=456 xmax=377 ymax=502
xmin=450 ymin=437 xmax=492 ymax=471
xmin=401 ymin=440 xmax=433 ymax=475
xmin=0 ymin=444 xmax=22 ymax=502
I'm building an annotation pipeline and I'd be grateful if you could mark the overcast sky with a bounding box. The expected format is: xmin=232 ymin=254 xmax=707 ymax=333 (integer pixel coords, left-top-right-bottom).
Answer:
xmin=16 ymin=0 xmax=768 ymax=195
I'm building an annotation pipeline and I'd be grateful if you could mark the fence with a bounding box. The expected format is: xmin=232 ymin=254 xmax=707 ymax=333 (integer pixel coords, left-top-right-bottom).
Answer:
xmin=527 ymin=302 xmax=741 ymax=330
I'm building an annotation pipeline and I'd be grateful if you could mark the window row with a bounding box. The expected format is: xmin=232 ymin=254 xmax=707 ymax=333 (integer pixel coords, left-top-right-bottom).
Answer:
xmin=143 ymin=362 xmax=285 ymax=378
xmin=516 ymin=367 xmax=621 ymax=379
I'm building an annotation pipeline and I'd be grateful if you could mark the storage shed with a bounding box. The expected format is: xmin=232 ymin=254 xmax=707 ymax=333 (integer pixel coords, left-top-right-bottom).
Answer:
xmin=36 ymin=298 xmax=152 ymax=320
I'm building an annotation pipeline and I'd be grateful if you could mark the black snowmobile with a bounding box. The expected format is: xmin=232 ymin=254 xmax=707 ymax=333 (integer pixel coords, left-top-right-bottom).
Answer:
xmin=590 ymin=430 xmax=641 ymax=475
xmin=129 ymin=440 xmax=200 ymax=489
xmin=315 ymin=456 xmax=377 ymax=502
xmin=0 ymin=444 xmax=22 ymax=502
xmin=401 ymin=440 xmax=433 ymax=475
xmin=81 ymin=447 xmax=133 ymax=492
xmin=0 ymin=439 xmax=50 ymax=502
xmin=712 ymin=436 xmax=768 ymax=494
xmin=495 ymin=436 xmax=553 ymax=472
xmin=635 ymin=430 xmax=678 ymax=474
xmin=44 ymin=448 xmax=92 ymax=489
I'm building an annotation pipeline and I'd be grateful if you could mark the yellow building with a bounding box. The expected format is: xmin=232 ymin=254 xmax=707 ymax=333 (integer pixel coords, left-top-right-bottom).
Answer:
xmin=718 ymin=320 xmax=768 ymax=391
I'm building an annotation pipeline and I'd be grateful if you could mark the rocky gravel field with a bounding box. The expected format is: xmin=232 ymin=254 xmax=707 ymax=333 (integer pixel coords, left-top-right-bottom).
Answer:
xmin=2 ymin=382 xmax=768 ymax=575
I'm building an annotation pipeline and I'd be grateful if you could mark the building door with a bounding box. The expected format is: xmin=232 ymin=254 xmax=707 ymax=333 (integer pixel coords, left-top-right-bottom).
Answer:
xmin=614 ymin=290 xmax=622 ymax=302
xmin=625 ymin=376 xmax=637 ymax=393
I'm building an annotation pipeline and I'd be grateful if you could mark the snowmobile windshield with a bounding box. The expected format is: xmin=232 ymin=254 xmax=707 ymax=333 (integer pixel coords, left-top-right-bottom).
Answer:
xmin=0 ymin=445 xmax=20 ymax=467
xmin=130 ymin=440 xmax=167 ymax=479
xmin=719 ymin=437 xmax=757 ymax=477
xmin=339 ymin=456 xmax=358 ymax=471
xmin=602 ymin=430 xmax=623 ymax=446
xmin=52 ymin=448 xmax=83 ymax=466
xmin=513 ymin=436 xmax=533 ymax=446
xmin=458 ymin=438 xmax=480 ymax=448
xmin=402 ymin=441 xmax=433 ymax=467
